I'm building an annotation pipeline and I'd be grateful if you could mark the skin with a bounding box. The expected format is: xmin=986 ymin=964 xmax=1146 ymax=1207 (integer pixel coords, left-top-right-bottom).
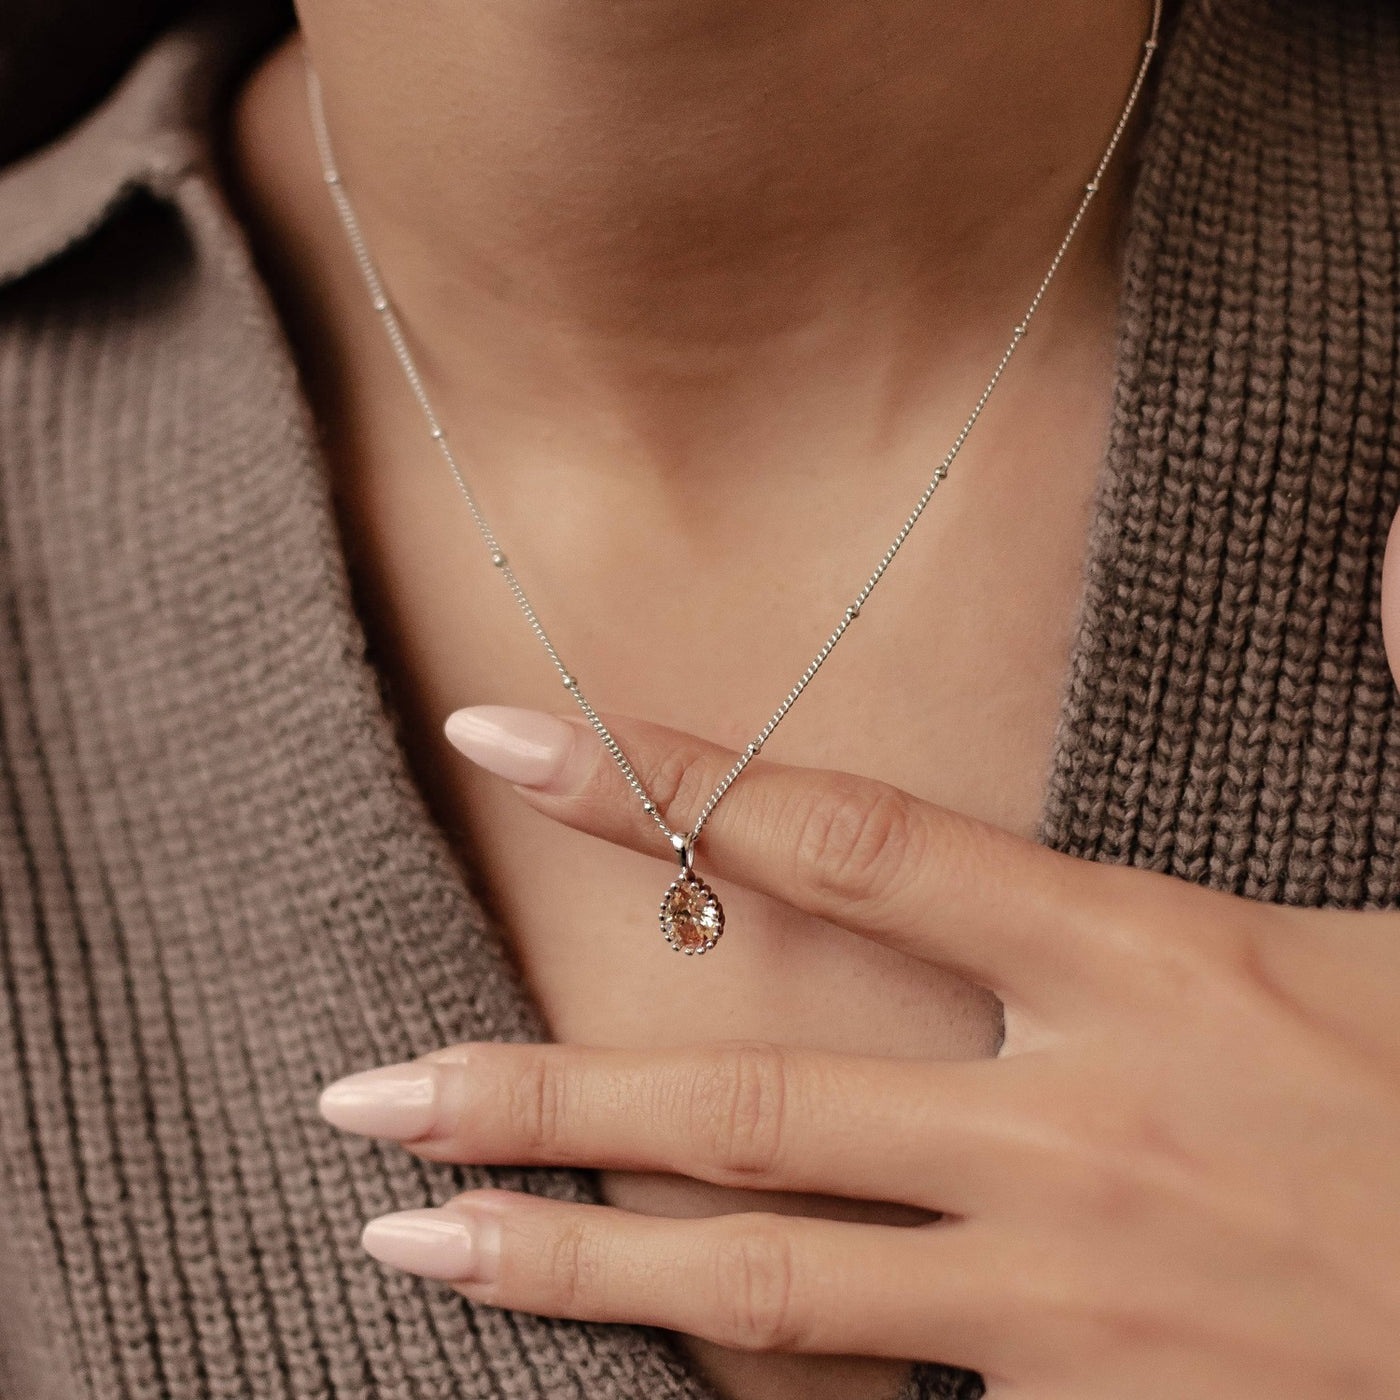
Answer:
xmin=324 ymin=701 xmax=1400 ymax=1398
xmin=224 ymin=4 xmax=1157 ymax=1396
xmin=219 ymin=0 xmax=1400 ymax=1394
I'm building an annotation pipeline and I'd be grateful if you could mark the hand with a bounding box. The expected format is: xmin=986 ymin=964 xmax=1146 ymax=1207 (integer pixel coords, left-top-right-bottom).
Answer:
xmin=317 ymin=703 xmax=1400 ymax=1400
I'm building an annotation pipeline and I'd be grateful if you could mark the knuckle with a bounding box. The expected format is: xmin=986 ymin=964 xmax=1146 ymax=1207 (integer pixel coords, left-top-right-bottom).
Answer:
xmin=504 ymin=1050 xmax=571 ymax=1158
xmin=1050 ymin=1095 xmax=1200 ymax=1230
xmin=1106 ymin=877 xmax=1266 ymax=1011
xmin=538 ymin=1217 xmax=603 ymax=1314
xmin=791 ymin=778 xmax=922 ymax=914
xmin=641 ymin=742 xmax=718 ymax=830
xmin=1211 ymin=905 xmax=1310 ymax=1021
xmin=688 ymin=1040 xmax=789 ymax=1183
xmin=709 ymin=1215 xmax=803 ymax=1353
xmin=1073 ymin=1286 xmax=1176 ymax=1361
xmin=1062 ymin=1140 xmax=1146 ymax=1226
xmin=1034 ymin=1096 xmax=1151 ymax=1226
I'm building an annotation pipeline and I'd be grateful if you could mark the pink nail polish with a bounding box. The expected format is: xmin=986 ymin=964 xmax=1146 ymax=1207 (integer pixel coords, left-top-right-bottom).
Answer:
xmin=443 ymin=705 xmax=576 ymax=788
xmin=361 ymin=1208 xmax=501 ymax=1283
xmin=318 ymin=1062 xmax=437 ymax=1140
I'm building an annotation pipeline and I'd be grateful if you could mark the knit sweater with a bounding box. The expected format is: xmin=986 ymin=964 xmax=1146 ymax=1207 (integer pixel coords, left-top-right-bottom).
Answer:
xmin=1 ymin=1 xmax=1397 ymax=1397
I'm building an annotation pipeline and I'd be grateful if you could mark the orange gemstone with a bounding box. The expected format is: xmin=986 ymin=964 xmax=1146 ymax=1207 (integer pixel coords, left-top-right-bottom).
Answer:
xmin=660 ymin=872 xmax=725 ymax=954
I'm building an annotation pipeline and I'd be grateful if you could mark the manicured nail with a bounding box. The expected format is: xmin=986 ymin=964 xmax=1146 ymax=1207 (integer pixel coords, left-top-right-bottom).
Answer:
xmin=443 ymin=704 xmax=579 ymax=788
xmin=361 ymin=1208 xmax=501 ymax=1283
xmin=318 ymin=1062 xmax=437 ymax=1139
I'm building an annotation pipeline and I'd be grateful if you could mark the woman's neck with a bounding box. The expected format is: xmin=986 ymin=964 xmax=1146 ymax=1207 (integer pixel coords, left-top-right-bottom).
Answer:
xmin=286 ymin=0 xmax=1158 ymax=492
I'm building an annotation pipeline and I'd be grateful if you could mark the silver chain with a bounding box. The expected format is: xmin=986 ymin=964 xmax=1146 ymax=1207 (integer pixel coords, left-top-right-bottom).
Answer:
xmin=303 ymin=0 xmax=1162 ymax=867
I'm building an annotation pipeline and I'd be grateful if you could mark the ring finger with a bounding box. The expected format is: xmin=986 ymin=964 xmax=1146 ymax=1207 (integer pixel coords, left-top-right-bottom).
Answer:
xmin=360 ymin=1187 xmax=1008 ymax=1374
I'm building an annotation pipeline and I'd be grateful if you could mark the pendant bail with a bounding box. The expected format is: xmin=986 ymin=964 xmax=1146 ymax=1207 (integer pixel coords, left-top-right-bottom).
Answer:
xmin=669 ymin=831 xmax=694 ymax=877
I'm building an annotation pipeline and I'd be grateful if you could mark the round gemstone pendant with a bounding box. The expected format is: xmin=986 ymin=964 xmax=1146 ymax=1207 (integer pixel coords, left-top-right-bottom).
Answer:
xmin=660 ymin=870 xmax=725 ymax=954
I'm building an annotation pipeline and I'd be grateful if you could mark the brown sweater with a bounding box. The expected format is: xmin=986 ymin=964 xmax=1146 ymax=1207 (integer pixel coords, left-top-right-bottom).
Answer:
xmin=1 ymin=1 xmax=1398 ymax=1397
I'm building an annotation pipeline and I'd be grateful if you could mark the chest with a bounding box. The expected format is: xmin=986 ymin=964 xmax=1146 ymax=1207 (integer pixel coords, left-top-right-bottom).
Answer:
xmin=329 ymin=368 xmax=1113 ymax=1062
xmin=325 ymin=393 xmax=1108 ymax=1400
xmin=226 ymin=16 xmax=1124 ymax=1075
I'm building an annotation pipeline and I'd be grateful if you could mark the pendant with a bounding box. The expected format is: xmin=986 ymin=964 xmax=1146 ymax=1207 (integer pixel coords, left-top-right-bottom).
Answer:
xmin=659 ymin=833 xmax=725 ymax=955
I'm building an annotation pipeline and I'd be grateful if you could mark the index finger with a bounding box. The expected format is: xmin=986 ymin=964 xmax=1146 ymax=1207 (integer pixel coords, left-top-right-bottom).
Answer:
xmin=444 ymin=704 xmax=1130 ymax=1008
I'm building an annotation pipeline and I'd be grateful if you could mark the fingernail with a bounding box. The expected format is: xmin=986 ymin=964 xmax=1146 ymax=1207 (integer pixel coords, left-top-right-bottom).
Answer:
xmin=443 ymin=704 xmax=579 ymax=788
xmin=361 ymin=1207 xmax=502 ymax=1283
xmin=318 ymin=1062 xmax=437 ymax=1139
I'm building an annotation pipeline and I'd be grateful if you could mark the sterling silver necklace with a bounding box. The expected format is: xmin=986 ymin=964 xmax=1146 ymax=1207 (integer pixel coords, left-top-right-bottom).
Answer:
xmin=304 ymin=2 xmax=1162 ymax=956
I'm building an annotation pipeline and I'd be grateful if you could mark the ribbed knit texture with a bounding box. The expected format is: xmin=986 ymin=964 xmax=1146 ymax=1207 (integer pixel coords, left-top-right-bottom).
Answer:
xmin=0 ymin=1 xmax=1397 ymax=1396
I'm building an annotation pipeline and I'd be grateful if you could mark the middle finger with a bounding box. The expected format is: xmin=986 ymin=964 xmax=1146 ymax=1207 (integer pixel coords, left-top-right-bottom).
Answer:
xmin=319 ymin=1038 xmax=1033 ymax=1217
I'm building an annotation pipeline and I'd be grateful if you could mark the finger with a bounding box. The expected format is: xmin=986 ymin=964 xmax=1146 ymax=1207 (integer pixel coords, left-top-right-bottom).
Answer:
xmin=444 ymin=703 xmax=1131 ymax=1006
xmin=359 ymin=1189 xmax=1007 ymax=1372
xmin=319 ymin=1038 xmax=1035 ymax=1216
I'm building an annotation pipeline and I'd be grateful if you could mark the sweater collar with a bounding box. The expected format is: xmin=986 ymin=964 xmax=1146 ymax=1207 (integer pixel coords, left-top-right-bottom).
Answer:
xmin=0 ymin=1 xmax=287 ymax=290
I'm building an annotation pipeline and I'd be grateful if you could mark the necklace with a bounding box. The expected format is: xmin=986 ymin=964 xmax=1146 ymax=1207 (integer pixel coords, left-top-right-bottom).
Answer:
xmin=304 ymin=2 xmax=1163 ymax=957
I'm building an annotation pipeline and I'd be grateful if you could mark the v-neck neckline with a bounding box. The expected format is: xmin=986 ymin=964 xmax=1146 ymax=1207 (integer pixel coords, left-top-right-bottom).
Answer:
xmin=202 ymin=4 xmax=1194 ymax=1396
xmin=14 ymin=0 xmax=1361 ymax=1395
